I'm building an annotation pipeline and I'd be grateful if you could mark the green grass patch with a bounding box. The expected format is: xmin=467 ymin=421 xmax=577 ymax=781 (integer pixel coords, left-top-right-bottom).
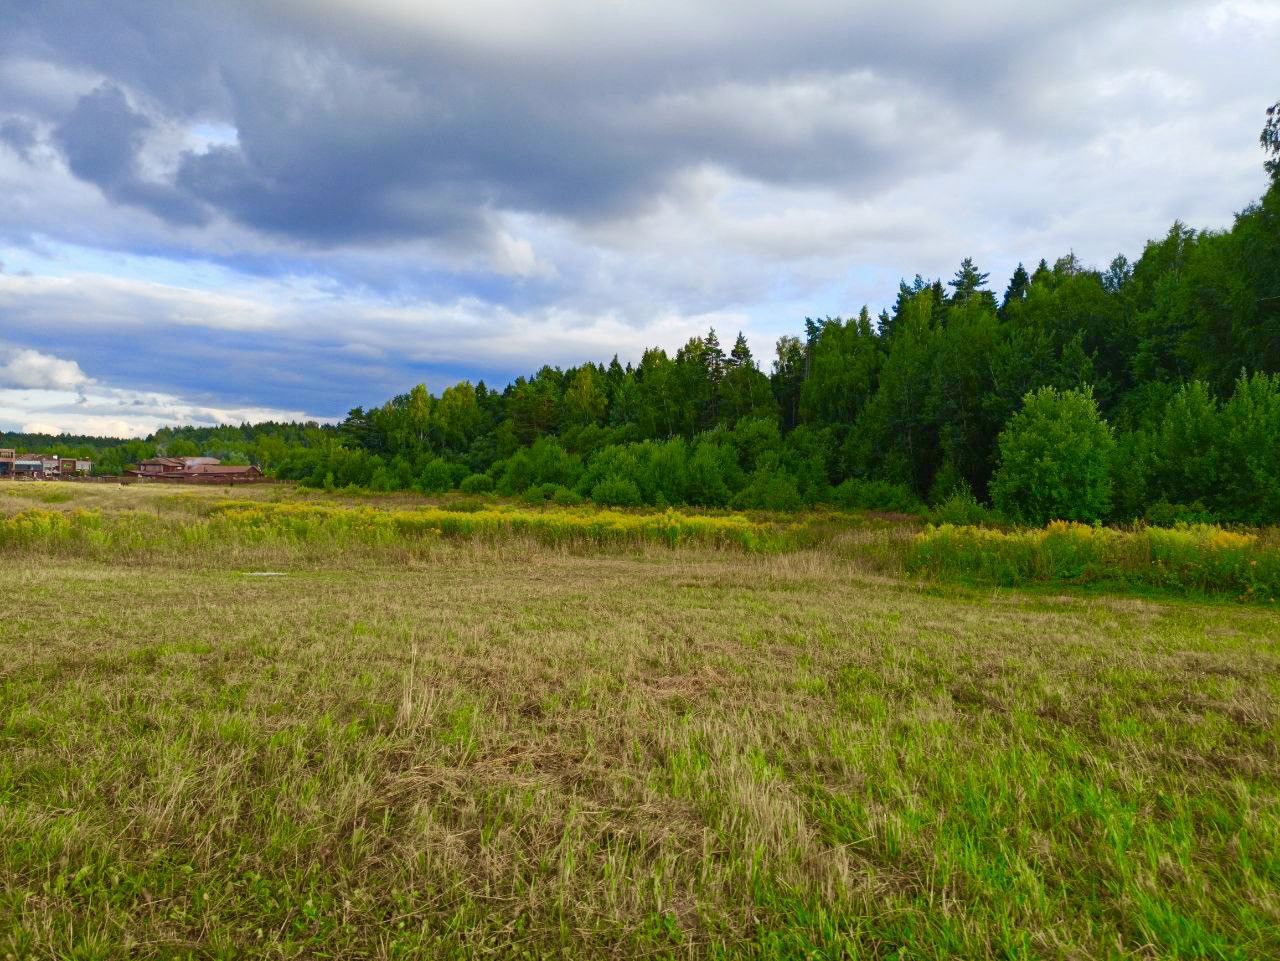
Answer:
xmin=2 ymin=511 xmax=1279 ymax=957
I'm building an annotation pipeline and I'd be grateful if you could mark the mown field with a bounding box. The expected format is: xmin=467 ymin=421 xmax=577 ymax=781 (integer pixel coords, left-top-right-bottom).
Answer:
xmin=2 ymin=484 xmax=1279 ymax=959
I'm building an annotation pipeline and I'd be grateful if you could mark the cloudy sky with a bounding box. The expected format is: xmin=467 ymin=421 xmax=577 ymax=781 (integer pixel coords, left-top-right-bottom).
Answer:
xmin=1 ymin=0 xmax=1276 ymax=436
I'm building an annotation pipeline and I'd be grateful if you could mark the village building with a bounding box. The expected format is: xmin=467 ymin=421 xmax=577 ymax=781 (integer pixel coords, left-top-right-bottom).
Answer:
xmin=11 ymin=456 xmax=46 ymax=478
xmin=60 ymin=458 xmax=93 ymax=476
xmin=0 ymin=451 xmax=94 ymax=479
xmin=126 ymin=457 xmax=263 ymax=483
xmin=131 ymin=456 xmax=221 ymax=475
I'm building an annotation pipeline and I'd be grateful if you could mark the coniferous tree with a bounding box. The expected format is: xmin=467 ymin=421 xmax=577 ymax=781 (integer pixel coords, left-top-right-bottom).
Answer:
xmin=1000 ymin=263 xmax=1030 ymax=318
xmin=948 ymin=257 xmax=992 ymax=307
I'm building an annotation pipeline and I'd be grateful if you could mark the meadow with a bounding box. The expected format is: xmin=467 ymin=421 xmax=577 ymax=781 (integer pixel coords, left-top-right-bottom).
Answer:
xmin=2 ymin=483 xmax=1279 ymax=958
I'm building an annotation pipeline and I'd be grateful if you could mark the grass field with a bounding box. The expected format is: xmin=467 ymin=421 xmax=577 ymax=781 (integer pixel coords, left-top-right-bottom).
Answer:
xmin=2 ymin=484 xmax=1279 ymax=958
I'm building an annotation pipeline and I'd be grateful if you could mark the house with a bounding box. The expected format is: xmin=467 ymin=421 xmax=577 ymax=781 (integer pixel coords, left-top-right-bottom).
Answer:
xmin=181 ymin=464 xmax=264 ymax=483
xmin=126 ymin=457 xmax=263 ymax=483
xmin=60 ymin=458 xmax=92 ymax=476
xmin=13 ymin=456 xmax=44 ymax=478
xmin=130 ymin=456 xmax=220 ymax=475
xmin=0 ymin=451 xmax=93 ymax=479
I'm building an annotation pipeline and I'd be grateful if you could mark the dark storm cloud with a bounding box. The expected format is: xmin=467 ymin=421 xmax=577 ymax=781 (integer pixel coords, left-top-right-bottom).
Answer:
xmin=8 ymin=0 xmax=1191 ymax=249
xmin=54 ymin=84 xmax=208 ymax=225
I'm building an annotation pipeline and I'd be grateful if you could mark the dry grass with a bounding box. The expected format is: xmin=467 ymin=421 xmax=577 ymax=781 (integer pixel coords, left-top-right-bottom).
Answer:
xmin=1 ymin=485 xmax=1278 ymax=958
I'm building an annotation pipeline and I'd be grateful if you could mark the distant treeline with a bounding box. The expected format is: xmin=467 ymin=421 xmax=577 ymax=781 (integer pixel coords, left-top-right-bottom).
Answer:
xmin=2 ymin=422 xmax=337 ymax=476
xmin=270 ymin=174 xmax=1280 ymax=525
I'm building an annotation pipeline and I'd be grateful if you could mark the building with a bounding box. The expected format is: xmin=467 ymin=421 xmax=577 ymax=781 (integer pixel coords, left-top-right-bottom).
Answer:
xmin=0 ymin=449 xmax=13 ymax=477
xmin=126 ymin=457 xmax=263 ymax=483
xmin=131 ymin=456 xmax=220 ymax=475
xmin=12 ymin=456 xmax=44 ymax=478
xmin=180 ymin=464 xmax=265 ymax=483
xmin=60 ymin=458 xmax=93 ymax=476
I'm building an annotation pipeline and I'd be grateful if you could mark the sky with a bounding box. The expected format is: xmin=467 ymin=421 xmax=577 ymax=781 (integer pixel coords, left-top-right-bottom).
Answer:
xmin=0 ymin=0 xmax=1277 ymax=437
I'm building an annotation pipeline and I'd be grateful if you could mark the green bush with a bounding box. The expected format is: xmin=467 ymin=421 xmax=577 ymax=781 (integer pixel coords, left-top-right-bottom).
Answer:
xmin=831 ymin=478 xmax=923 ymax=514
xmin=520 ymin=483 xmax=582 ymax=506
xmin=459 ymin=473 xmax=494 ymax=493
xmin=551 ymin=486 xmax=583 ymax=506
xmin=927 ymin=461 xmax=967 ymax=506
xmin=520 ymin=483 xmax=550 ymax=505
xmin=417 ymin=458 xmax=456 ymax=493
xmin=1143 ymin=499 xmax=1214 ymax=527
xmin=990 ymin=386 xmax=1114 ymax=525
xmin=591 ymin=475 xmax=643 ymax=507
xmin=731 ymin=469 xmax=803 ymax=512
xmin=928 ymin=488 xmax=1000 ymax=526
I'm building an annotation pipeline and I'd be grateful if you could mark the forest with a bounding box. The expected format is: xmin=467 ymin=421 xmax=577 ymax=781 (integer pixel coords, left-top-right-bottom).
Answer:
xmin=269 ymin=168 xmax=1280 ymax=526
xmin=11 ymin=115 xmax=1280 ymax=526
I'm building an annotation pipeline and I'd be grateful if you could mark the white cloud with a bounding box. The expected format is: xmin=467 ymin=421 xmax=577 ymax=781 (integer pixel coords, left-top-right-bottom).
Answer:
xmin=0 ymin=383 xmax=318 ymax=438
xmin=0 ymin=347 xmax=93 ymax=390
xmin=0 ymin=272 xmax=287 ymax=333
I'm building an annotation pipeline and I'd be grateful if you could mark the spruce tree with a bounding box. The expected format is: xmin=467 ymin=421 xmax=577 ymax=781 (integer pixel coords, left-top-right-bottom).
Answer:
xmin=1000 ymin=263 xmax=1030 ymax=316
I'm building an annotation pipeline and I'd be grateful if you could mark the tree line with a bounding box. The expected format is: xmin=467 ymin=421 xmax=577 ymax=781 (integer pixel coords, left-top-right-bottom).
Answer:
xmin=2 ymin=422 xmax=336 ymax=476
xmin=276 ymin=126 xmax=1280 ymax=525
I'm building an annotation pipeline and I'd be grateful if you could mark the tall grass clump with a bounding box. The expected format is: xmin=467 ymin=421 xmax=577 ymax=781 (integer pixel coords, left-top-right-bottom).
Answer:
xmin=0 ymin=509 xmax=170 ymax=557
xmin=0 ymin=500 xmax=810 ymax=559
xmin=908 ymin=520 xmax=1280 ymax=601
xmin=207 ymin=501 xmax=799 ymax=551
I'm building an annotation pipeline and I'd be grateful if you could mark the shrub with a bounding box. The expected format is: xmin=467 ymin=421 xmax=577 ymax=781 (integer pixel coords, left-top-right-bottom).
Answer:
xmin=990 ymin=386 xmax=1114 ymax=525
xmin=685 ymin=442 xmax=737 ymax=507
xmin=591 ymin=475 xmax=643 ymax=507
xmin=520 ymin=483 xmax=554 ymax=505
xmin=520 ymin=483 xmax=581 ymax=506
xmin=417 ymin=458 xmax=455 ymax=493
xmin=459 ymin=473 xmax=494 ymax=493
xmin=499 ymin=439 xmax=583 ymax=495
xmin=731 ymin=470 xmax=803 ymax=512
xmin=1207 ymin=372 xmax=1280 ymax=524
xmin=927 ymin=461 xmax=967 ymax=506
xmin=1143 ymin=500 xmax=1214 ymax=527
xmin=928 ymin=488 xmax=999 ymax=526
xmin=831 ymin=478 xmax=923 ymax=514
xmin=551 ymin=486 xmax=583 ymax=506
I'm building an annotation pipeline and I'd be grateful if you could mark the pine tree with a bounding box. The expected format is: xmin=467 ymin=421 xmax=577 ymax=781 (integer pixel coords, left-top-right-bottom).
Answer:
xmin=948 ymin=257 xmax=991 ymax=306
xmin=1031 ymin=258 xmax=1052 ymax=288
xmin=704 ymin=328 xmax=726 ymax=382
xmin=1000 ymin=263 xmax=1030 ymax=317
